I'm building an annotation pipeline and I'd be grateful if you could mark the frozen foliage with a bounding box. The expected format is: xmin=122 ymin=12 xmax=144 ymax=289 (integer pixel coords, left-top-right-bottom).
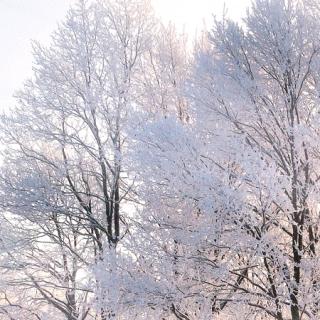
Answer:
xmin=123 ymin=0 xmax=320 ymax=319
xmin=1 ymin=0 xmax=320 ymax=320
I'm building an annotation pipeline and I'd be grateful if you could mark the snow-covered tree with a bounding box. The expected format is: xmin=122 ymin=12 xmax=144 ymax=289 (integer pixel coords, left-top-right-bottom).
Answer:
xmin=125 ymin=0 xmax=320 ymax=319
xmin=138 ymin=22 xmax=190 ymax=120
xmin=4 ymin=0 xmax=320 ymax=319
xmin=0 ymin=0 xmax=157 ymax=318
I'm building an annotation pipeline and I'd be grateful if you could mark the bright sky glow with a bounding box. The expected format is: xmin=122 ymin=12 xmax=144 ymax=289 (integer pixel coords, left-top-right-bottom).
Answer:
xmin=0 ymin=0 xmax=250 ymax=109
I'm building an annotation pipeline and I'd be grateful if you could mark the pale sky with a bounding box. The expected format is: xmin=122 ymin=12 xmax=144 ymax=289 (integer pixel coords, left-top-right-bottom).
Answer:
xmin=0 ymin=0 xmax=250 ymax=109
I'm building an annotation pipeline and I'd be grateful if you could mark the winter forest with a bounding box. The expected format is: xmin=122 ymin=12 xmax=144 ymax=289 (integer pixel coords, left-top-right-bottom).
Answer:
xmin=3 ymin=0 xmax=320 ymax=319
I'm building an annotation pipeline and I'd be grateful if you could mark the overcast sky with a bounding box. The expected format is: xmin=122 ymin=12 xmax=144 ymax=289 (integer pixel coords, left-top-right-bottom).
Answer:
xmin=0 ymin=0 xmax=250 ymax=109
